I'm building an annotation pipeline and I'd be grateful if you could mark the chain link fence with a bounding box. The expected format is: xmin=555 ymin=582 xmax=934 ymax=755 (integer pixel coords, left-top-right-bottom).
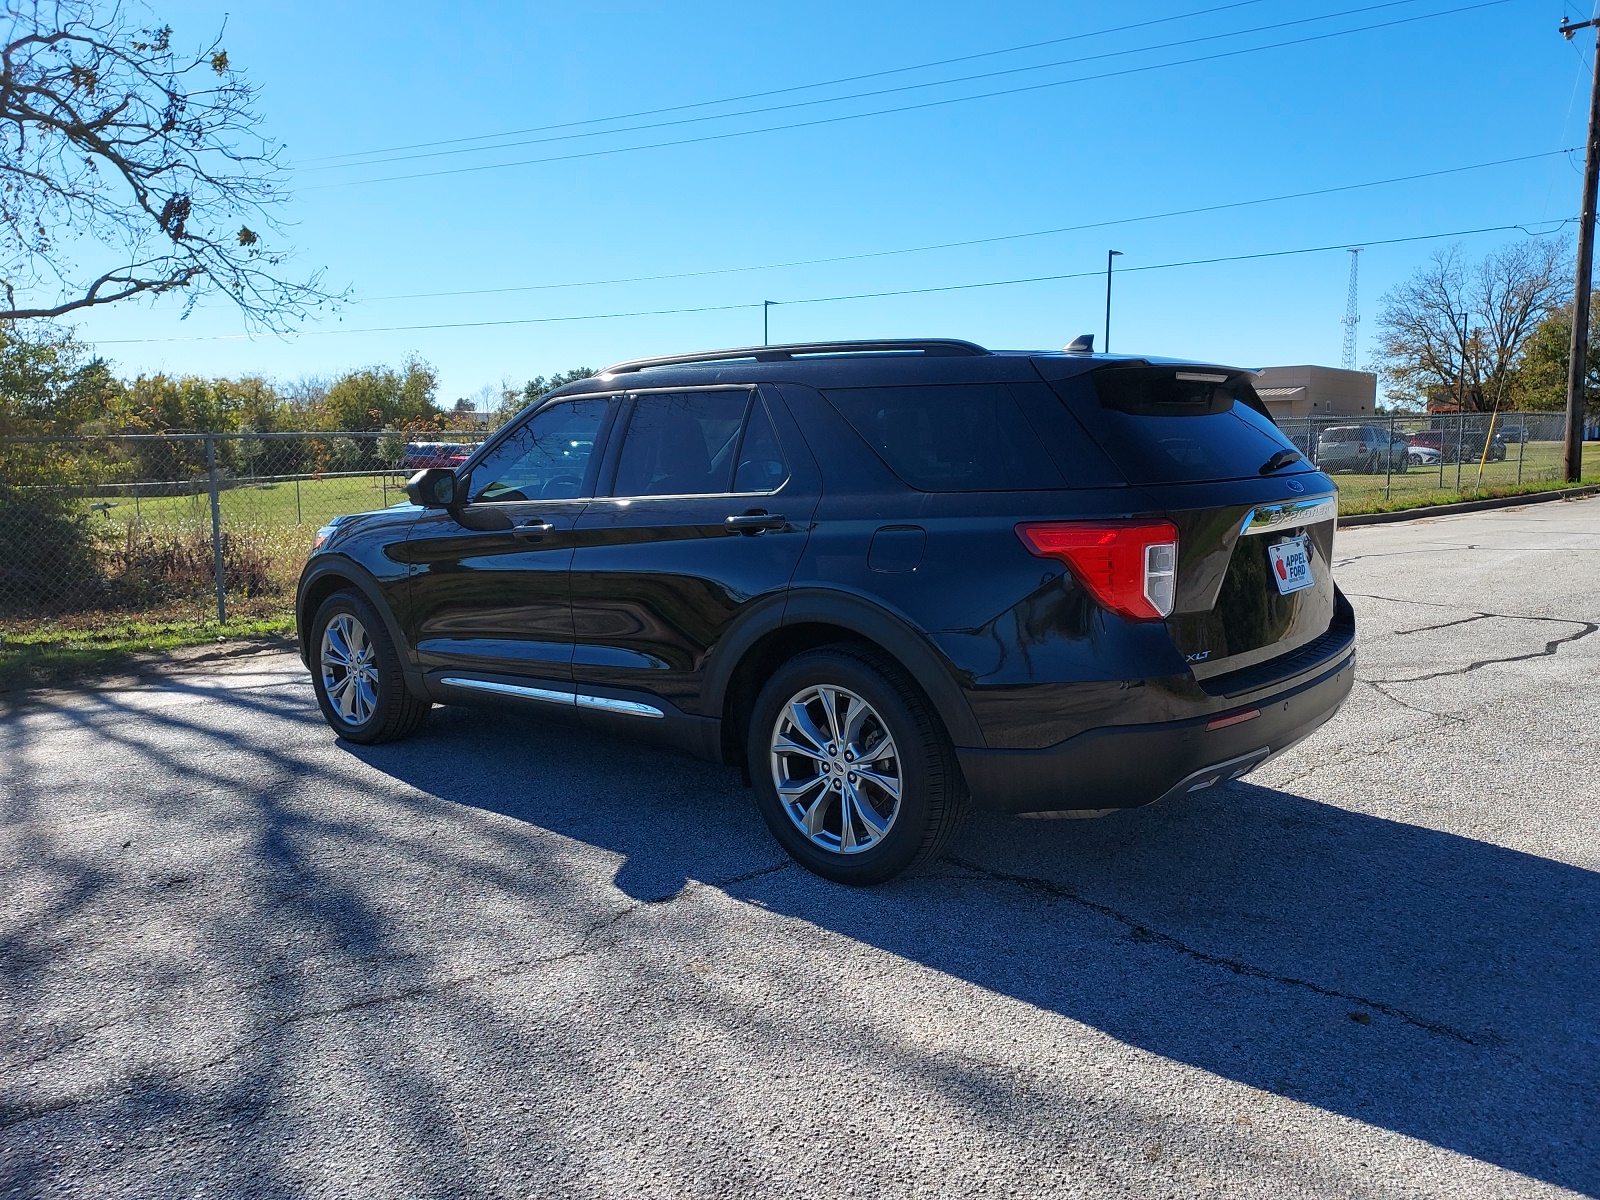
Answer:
xmin=1276 ymin=410 xmax=1580 ymax=508
xmin=0 ymin=416 xmax=1587 ymax=632
xmin=0 ymin=431 xmax=487 ymax=630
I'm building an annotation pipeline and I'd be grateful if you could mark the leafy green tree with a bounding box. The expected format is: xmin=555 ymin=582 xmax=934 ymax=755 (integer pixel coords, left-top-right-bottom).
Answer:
xmin=523 ymin=368 xmax=596 ymax=407
xmin=1508 ymin=295 xmax=1600 ymax=412
xmin=376 ymin=426 xmax=408 ymax=467
xmin=321 ymin=359 xmax=441 ymax=431
xmin=485 ymin=368 xmax=595 ymax=427
xmin=122 ymin=374 xmax=244 ymax=434
xmin=0 ymin=322 xmax=119 ymax=437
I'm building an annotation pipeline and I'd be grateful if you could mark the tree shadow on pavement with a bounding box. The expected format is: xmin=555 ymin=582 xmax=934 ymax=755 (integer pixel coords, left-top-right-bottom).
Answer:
xmin=347 ymin=703 xmax=1600 ymax=1195
xmin=3 ymin=684 xmax=1595 ymax=1196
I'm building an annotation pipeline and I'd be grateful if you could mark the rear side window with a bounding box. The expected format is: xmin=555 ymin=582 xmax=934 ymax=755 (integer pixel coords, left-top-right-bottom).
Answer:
xmin=733 ymin=400 xmax=788 ymax=493
xmin=823 ymin=384 xmax=1067 ymax=491
xmin=1052 ymin=367 xmax=1306 ymax=485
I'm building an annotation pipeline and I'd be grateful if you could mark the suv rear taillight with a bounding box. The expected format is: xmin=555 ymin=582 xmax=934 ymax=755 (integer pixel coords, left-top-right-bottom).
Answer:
xmin=1016 ymin=521 xmax=1179 ymax=621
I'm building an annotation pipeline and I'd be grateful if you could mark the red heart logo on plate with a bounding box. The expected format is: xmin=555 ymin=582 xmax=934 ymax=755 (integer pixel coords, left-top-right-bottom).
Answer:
xmin=1276 ymin=559 xmax=1288 ymax=580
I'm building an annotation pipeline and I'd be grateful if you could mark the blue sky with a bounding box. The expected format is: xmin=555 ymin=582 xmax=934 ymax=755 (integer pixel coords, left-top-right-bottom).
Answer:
xmin=68 ymin=0 xmax=1600 ymax=402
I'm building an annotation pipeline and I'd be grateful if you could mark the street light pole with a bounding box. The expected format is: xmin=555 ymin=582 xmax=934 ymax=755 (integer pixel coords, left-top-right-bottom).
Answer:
xmin=1560 ymin=14 xmax=1600 ymax=482
xmin=1104 ymin=250 xmax=1123 ymax=354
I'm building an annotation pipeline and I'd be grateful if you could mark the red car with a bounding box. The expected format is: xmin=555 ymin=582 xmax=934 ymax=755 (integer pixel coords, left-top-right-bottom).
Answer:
xmin=399 ymin=442 xmax=470 ymax=471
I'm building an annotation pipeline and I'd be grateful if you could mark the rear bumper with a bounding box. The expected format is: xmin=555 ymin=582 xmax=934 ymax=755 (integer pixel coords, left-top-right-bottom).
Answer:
xmin=954 ymin=647 xmax=1354 ymax=815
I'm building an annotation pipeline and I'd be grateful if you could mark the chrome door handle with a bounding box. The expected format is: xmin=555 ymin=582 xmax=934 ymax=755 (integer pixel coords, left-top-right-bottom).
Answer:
xmin=725 ymin=511 xmax=785 ymax=534
xmin=513 ymin=519 xmax=555 ymax=537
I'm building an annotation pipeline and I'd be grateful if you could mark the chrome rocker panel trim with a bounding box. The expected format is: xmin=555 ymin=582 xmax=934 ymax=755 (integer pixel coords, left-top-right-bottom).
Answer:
xmin=438 ymin=676 xmax=665 ymax=719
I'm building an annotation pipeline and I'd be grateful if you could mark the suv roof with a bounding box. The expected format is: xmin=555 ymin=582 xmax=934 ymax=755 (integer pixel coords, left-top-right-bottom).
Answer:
xmin=549 ymin=338 xmax=1249 ymax=397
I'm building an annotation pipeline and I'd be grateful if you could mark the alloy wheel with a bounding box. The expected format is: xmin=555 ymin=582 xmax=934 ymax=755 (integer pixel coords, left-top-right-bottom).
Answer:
xmin=320 ymin=612 xmax=378 ymax=726
xmin=769 ymin=684 xmax=902 ymax=854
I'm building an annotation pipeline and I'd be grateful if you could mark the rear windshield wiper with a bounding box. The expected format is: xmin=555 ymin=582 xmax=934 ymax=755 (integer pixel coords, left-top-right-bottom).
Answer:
xmin=1259 ymin=448 xmax=1303 ymax=475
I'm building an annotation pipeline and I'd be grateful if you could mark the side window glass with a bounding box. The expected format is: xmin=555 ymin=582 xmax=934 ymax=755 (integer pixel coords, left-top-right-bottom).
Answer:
xmin=612 ymin=390 xmax=750 ymax=497
xmin=733 ymin=400 xmax=788 ymax=493
xmin=823 ymin=384 xmax=1067 ymax=492
xmin=469 ymin=398 xmax=608 ymax=503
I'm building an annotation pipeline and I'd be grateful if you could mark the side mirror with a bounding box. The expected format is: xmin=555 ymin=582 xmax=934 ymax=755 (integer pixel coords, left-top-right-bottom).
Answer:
xmin=405 ymin=467 xmax=462 ymax=509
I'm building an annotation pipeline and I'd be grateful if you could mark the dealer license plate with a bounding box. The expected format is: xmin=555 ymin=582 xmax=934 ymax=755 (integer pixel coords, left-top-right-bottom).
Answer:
xmin=1267 ymin=536 xmax=1314 ymax=596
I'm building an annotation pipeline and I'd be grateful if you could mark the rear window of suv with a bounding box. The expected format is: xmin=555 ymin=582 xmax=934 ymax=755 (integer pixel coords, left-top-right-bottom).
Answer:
xmin=1320 ymin=427 xmax=1363 ymax=443
xmin=1047 ymin=366 xmax=1308 ymax=485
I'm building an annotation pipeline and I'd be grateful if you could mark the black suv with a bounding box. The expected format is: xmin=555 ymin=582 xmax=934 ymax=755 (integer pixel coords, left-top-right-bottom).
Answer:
xmin=298 ymin=339 xmax=1354 ymax=884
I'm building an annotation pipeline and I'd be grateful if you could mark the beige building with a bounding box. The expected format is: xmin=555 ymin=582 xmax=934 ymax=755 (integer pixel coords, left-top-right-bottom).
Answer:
xmin=1253 ymin=365 xmax=1376 ymax=420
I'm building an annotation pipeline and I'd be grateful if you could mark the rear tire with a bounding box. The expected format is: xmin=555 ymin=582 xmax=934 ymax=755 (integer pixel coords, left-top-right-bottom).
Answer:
xmin=309 ymin=589 xmax=430 ymax=744
xmin=747 ymin=645 xmax=969 ymax=885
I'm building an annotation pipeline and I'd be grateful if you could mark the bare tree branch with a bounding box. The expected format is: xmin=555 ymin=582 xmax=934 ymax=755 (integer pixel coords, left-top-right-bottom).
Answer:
xmin=1373 ymin=238 xmax=1572 ymax=410
xmin=0 ymin=0 xmax=342 ymax=329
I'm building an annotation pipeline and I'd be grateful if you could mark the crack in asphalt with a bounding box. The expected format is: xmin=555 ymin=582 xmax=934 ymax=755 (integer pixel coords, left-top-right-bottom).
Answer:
xmin=942 ymin=857 xmax=1480 ymax=1047
xmin=1375 ymin=621 xmax=1597 ymax=685
xmin=1393 ymin=613 xmax=1493 ymax=637
xmin=1343 ymin=594 xmax=1598 ymax=684
xmin=1364 ymin=680 xmax=1467 ymax=724
xmin=1332 ymin=538 xmax=1600 ymax=570
xmin=1266 ymin=686 xmax=1461 ymax=788
xmin=1332 ymin=544 xmax=1476 ymax=569
xmin=0 ymin=860 xmax=793 ymax=1132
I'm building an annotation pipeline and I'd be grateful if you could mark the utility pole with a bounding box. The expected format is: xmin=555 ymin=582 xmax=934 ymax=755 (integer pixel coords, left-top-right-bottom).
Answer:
xmin=1104 ymin=250 xmax=1123 ymax=354
xmin=1560 ymin=14 xmax=1600 ymax=481
xmin=763 ymin=300 xmax=775 ymax=346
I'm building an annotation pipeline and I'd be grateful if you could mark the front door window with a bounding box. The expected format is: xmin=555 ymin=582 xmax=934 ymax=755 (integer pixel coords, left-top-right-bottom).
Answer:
xmin=469 ymin=398 xmax=609 ymax=503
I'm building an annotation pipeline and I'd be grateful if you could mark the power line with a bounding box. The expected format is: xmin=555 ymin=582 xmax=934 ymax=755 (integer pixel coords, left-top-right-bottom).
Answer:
xmin=95 ymin=218 xmax=1570 ymax=345
xmin=299 ymin=0 xmax=1430 ymax=175
xmin=302 ymin=0 xmax=1513 ymax=191
xmin=298 ymin=0 xmax=1276 ymax=166
xmin=356 ymin=149 xmax=1573 ymax=303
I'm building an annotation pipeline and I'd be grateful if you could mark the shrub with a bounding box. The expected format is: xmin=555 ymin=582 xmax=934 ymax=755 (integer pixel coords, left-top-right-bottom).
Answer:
xmin=0 ymin=484 xmax=108 ymax=614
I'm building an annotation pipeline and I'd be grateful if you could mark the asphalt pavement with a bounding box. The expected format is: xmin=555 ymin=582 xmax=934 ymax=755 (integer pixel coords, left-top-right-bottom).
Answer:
xmin=3 ymin=497 xmax=1597 ymax=1199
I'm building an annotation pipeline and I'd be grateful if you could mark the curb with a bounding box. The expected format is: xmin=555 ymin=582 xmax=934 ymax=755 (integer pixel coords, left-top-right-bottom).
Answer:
xmin=1337 ymin=483 xmax=1600 ymax=527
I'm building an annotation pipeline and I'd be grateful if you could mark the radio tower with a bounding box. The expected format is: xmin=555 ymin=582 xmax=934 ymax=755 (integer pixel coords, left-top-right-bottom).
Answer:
xmin=1340 ymin=248 xmax=1361 ymax=371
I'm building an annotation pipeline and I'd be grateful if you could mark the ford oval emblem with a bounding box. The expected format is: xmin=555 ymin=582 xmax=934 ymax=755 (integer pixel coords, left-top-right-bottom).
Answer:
xmin=1285 ymin=479 xmax=1305 ymax=492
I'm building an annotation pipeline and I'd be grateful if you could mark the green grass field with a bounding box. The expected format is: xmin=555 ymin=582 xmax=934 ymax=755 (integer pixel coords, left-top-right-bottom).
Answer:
xmin=1325 ymin=441 xmax=1600 ymax=514
xmin=97 ymin=471 xmax=408 ymax=531
xmin=0 ymin=615 xmax=295 ymax=692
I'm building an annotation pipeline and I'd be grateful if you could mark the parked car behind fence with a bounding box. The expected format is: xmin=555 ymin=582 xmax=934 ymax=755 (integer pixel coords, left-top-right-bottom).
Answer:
xmin=1315 ymin=425 xmax=1411 ymax=475
xmin=399 ymin=442 xmax=471 ymax=471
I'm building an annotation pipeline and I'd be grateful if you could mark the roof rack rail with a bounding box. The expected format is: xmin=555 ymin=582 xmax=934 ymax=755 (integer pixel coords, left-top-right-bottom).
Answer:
xmin=599 ymin=338 xmax=991 ymax=375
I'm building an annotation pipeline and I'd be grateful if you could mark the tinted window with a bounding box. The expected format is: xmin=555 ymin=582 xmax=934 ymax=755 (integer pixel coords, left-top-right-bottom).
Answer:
xmin=469 ymin=398 xmax=609 ymax=503
xmin=612 ymin=390 xmax=750 ymax=497
xmin=1052 ymin=368 xmax=1307 ymax=485
xmin=733 ymin=400 xmax=788 ymax=493
xmin=823 ymin=384 xmax=1067 ymax=492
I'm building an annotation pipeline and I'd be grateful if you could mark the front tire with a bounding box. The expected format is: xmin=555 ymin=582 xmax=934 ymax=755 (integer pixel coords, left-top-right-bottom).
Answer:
xmin=309 ymin=590 xmax=430 ymax=744
xmin=748 ymin=645 xmax=969 ymax=885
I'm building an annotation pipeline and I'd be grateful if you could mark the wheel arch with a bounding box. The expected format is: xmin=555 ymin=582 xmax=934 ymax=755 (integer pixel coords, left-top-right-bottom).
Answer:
xmin=297 ymin=558 xmax=425 ymax=698
xmin=708 ymin=588 xmax=984 ymax=767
